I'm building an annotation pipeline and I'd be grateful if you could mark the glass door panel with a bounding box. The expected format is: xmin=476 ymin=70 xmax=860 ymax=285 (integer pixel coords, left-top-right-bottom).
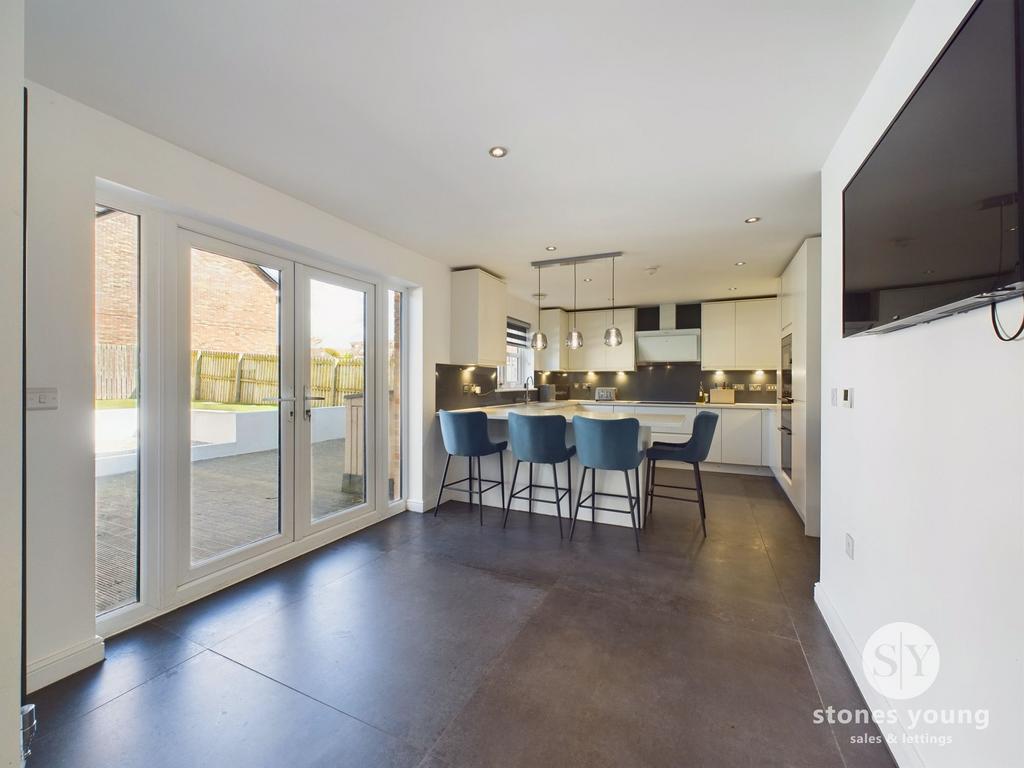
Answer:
xmin=387 ymin=289 xmax=403 ymax=501
xmin=187 ymin=242 xmax=292 ymax=567
xmin=299 ymin=267 xmax=374 ymax=527
xmin=94 ymin=205 xmax=141 ymax=615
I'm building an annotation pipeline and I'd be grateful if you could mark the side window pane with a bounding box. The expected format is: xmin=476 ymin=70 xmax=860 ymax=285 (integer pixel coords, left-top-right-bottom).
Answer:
xmin=387 ymin=289 xmax=402 ymax=501
xmin=94 ymin=206 xmax=140 ymax=615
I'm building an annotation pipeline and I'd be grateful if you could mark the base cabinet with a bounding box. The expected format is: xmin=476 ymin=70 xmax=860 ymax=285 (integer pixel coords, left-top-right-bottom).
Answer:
xmin=721 ymin=409 xmax=762 ymax=465
xmin=600 ymin=403 xmax=770 ymax=469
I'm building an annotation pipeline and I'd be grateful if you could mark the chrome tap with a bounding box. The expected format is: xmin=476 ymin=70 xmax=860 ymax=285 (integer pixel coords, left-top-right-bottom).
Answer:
xmin=523 ymin=376 xmax=534 ymax=405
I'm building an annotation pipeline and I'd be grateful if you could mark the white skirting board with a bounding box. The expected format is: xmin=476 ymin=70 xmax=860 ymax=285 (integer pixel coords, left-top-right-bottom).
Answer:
xmin=813 ymin=584 xmax=923 ymax=768
xmin=27 ymin=635 xmax=105 ymax=693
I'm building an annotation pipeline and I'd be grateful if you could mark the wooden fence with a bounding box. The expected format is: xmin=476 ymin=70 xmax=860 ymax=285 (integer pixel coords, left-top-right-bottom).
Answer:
xmin=96 ymin=343 xmax=138 ymax=400
xmin=96 ymin=344 xmax=364 ymax=406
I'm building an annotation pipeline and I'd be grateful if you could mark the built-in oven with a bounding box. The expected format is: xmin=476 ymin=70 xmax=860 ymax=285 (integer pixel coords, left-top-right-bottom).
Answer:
xmin=780 ymin=334 xmax=793 ymax=481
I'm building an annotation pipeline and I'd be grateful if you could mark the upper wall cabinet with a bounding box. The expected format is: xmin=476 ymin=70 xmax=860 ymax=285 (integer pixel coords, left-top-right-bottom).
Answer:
xmin=734 ymin=299 xmax=779 ymax=370
xmin=700 ymin=298 xmax=778 ymax=371
xmin=699 ymin=302 xmax=736 ymax=370
xmin=450 ymin=269 xmax=507 ymax=367
xmin=536 ymin=308 xmax=569 ymax=371
xmin=566 ymin=308 xmax=636 ymax=372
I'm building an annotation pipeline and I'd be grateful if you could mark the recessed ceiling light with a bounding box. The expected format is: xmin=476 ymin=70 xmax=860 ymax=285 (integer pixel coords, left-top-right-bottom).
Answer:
xmin=488 ymin=146 xmax=508 ymax=158
xmin=744 ymin=217 xmax=761 ymax=224
xmin=734 ymin=261 xmax=746 ymax=267
xmin=545 ymin=245 xmax=557 ymax=251
xmin=583 ymin=277 xmax=593 ymax=283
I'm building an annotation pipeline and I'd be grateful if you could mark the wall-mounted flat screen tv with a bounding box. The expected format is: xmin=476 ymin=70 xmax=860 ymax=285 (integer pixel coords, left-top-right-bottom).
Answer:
xmin=843 ymin=0 xmax=1024 ymax=337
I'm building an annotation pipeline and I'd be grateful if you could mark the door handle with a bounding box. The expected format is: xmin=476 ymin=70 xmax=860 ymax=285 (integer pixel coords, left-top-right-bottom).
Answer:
xmin=303 ymin=393 xmax=326 ymax=421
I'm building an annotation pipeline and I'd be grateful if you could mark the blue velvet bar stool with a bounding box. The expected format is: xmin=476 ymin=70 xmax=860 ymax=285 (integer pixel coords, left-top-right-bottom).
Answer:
xmin=568 ymin=416 xmax=644 ymax=551
xmin=434 ymin=410 xmax=507 ymax=525
xmin=503 ymin=412 xmax=576 ymax=538
xmin=644 ymin=411 xmax=720 ymax=538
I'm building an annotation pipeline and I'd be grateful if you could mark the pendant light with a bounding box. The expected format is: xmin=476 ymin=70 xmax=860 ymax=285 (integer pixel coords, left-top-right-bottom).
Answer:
xmin=530 ymin=267 xmax=548 ymax=350
xmin=604 ymin=255 xmax=623 ymax=347
xmin=565 ymin=263 xmax=584 ymax=349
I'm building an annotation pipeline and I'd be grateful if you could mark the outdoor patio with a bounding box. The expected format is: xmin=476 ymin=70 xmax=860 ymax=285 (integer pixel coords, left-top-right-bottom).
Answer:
xmin=96 ymin=438 xmax=363 ymax=614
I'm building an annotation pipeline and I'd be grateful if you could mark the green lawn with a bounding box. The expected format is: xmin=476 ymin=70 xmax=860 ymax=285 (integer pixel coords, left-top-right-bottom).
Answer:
xmin=96 ymin=399 xmax=276 ymax=412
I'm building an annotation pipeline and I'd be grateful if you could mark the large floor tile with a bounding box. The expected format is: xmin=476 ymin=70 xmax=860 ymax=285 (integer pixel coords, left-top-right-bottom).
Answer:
xmin=429 ymin=587 xmax=844 ymax=768
xmin=28 ymin=651 xmax=422 ymax=768
xmin=29 ymin=623 xmax=203 ymax=733
xmin=154 ymin=530 xmax=386 ymax=647
xmin=213 ymin=551 xmax=546 ymax=748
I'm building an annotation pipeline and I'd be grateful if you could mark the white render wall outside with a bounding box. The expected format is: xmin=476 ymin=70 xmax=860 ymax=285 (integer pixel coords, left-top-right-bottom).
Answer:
xmin=818 ymin=1 xmax=1023 ymax=765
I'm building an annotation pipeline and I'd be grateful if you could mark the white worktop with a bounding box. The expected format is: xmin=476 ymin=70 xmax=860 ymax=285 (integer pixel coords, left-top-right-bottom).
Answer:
xmin=566 ymin=399 xmax=774 ymax=410
xmin=451 ymin=399 xmax=773 ymax=413
xmin=456 ymin=402 xmax=686 ymax=430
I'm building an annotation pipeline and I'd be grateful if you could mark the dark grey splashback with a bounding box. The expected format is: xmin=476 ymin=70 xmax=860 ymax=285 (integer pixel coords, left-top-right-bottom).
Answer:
xmin=435 ymin=364 xmax=529 ymax=411
xmin=536 ymin=365 xmax=777 ymax=404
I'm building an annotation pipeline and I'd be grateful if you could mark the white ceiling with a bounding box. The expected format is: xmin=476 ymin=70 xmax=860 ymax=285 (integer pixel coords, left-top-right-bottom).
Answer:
xmin=26 ymin=0 xmax=912 ymax=309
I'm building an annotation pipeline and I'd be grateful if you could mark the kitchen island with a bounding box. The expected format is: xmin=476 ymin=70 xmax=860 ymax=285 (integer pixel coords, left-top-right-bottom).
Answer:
xmin=441 ymin=402 xmax=689 ymax=528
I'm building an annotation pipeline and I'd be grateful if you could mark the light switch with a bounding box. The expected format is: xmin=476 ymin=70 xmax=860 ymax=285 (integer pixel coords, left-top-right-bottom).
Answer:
xmin=27 ymin=387 xmax=60 ymax=411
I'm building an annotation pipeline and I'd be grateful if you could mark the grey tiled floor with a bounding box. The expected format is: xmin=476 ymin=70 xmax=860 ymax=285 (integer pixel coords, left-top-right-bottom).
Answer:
xmin=38 ymin=469 xmax=894 ymax=768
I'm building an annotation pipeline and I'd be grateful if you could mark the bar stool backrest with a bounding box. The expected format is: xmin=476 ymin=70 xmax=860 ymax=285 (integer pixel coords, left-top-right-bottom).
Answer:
xmin=508 ymin=412 xmax=571 ymax=464
xmin=689 ymin=411 xmax=720 ymax=463
xmin=438 ymin=410 xmax=492 ymax=457
xmin=573 ymin=416 xmax=643 ymax=470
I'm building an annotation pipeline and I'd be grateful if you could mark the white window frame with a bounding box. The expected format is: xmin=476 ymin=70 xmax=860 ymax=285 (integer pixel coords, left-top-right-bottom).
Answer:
xmin=91 ymin=185 xmax=412 ymax=635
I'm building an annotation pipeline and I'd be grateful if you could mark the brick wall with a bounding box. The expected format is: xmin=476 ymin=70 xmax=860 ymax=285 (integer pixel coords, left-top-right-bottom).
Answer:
xmin=95 ymin=210 xmax=278 ymax=352
xmin=189 ymin=249 xmax=278 ymax=353
xmin=95 ymin=210 xmax=139 ymax=345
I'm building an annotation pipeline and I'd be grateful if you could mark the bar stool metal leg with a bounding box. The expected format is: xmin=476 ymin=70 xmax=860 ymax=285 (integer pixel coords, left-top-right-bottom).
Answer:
xmin=434 ymin=453 xmax=452 ymax=517
xmin=497 ymin=454 xmax=506 ymax=516
xmin=551 ymin=462 xmax=563 ymax=539
xmin=527 ymin=463 xmax=534 ymax=516
xmin=503 ymin=460 xmax=521 ymax=528
xmin=634 ymin=466 xmax=642 ymax=530
xmin=477 ymin=456 xmax=484 ymax=525
xmin=623 ymin=470 xmax=639 ymax=552
xmin=693 ymin=462 xmax=707 ymax=538
xmin=569 ymin=466 xmax=588 ymax=540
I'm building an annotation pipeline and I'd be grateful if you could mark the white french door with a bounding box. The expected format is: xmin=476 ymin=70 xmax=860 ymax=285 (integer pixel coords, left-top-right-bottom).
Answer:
xmin=177 ymin=231 xmax=378 ymax=586
xmin=294 ymin=265 xmax=375 ymax=539
xmin=179 ymin=231 xmax=296 ymax=581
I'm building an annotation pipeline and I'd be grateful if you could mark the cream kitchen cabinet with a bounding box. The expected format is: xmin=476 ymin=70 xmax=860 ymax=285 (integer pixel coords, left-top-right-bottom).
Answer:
xmin=566 ymin=308 xmax=636 ymax=372
xmin=450 ymin=268 xmax=507 ymax=367
xmin=699 ymin=302 xmax=736 ymax=370
xmin=536 ymin=308 xmax=569 ymax=371
xmin=721 ymin=408 xmax=762 ymax=465
xmin=701 ymin=298 xmax=778 ymax=371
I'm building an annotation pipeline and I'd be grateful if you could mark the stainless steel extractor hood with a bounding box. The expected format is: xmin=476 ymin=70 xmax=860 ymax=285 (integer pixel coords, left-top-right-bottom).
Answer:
xmin=635 ymin=304 xmax=701 ymax=363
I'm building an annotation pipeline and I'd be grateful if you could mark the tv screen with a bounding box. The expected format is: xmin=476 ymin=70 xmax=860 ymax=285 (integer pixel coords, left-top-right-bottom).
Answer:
xmin=843 ymin=0 xmax=1024 ymax=337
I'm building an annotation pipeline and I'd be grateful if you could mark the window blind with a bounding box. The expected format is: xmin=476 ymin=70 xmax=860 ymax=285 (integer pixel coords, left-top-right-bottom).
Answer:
xmin=506 ymin=317 xmax=530 ymax=348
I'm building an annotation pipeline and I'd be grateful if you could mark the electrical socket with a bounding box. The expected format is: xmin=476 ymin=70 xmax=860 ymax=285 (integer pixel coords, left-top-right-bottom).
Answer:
xmin=845 ymin=533 xmax=855 ymax=560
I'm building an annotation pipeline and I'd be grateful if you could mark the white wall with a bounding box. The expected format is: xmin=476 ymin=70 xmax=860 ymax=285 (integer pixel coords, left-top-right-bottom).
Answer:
xmin=818 ymin=1 xmax=1023 ymax=766
xmin=0 ymin=1 xmax=23 ymax=762
xmin=25 ymin=85 xmax=451 ymax=687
